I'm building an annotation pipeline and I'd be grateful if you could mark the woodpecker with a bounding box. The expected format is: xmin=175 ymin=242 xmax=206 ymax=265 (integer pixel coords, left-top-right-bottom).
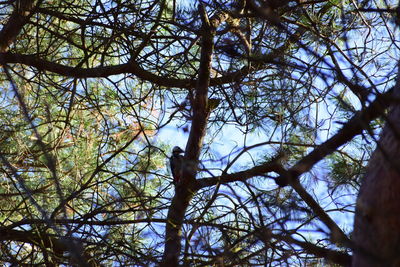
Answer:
xmin=170 ymin=146 xmax=185 ymax=185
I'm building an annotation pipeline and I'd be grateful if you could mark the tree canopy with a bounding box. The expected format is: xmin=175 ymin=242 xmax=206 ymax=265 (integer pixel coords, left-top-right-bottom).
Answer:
xmin=0 ymin=0 xmax=399 ymax=266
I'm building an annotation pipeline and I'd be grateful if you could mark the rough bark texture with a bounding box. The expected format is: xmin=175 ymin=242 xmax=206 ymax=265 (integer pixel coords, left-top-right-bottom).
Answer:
xmin=352 ymin=75 xmax=400 ymax=266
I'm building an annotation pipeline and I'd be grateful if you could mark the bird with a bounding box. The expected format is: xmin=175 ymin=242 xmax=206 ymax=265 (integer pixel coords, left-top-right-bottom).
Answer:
xmin=170 ymin=146 xmax=185 ymax=185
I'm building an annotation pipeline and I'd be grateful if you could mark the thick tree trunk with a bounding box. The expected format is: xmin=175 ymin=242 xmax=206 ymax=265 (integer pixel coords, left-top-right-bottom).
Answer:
xmin=352 ymin=76 xmax=400 ymax=266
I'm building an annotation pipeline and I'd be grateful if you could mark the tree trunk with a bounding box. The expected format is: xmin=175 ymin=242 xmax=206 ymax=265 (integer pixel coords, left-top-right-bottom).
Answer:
xmin=352 ymin=74 xmax=400 ymax=266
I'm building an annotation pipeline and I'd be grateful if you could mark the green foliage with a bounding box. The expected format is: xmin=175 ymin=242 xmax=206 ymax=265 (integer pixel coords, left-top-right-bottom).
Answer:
xmin=0 ymin=0 xmax=396 ymax=266
xmin=328 ymin=153 xmax=366 ymax=187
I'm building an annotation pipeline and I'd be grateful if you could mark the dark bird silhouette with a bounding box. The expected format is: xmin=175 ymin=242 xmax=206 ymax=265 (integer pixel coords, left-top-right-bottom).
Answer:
xmin=170 ymin=146 xmax=185 ymax=185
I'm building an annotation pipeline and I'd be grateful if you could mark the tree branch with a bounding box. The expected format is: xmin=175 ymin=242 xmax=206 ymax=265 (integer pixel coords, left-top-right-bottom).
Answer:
xmin=194 ymin=88 xmax=396 ymax=249
xmin=282 ymin=89 xmax=396 ymax=246
xmin=161 ymin=6 xmax=229 ymax=267
xmin=195 ymin=160 xmax=284 ymax=189
xmin=0 ymin=52 xmax=259 ymax=89
xmin=0 ymin=228 xmax=96 ymax=266
xmin=269 ymin=231 xmax=351 ymax=266
xmin=0 ymin=0 xmax=37 ymax=52
xmin=288 ymin=88 xmax=394 ymax=178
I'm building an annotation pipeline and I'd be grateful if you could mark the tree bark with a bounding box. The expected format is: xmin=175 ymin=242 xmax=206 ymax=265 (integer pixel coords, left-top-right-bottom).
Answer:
xmin=160 ymin=5 xmax=228 ymax=267
xmin=352 ymin=68 xmax=400 ymax=266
